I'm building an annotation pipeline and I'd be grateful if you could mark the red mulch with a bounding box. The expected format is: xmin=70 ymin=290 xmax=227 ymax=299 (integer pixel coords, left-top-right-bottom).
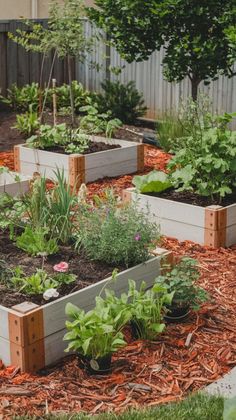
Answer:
xmin=1 ymin=147 xmax=236 ymax=417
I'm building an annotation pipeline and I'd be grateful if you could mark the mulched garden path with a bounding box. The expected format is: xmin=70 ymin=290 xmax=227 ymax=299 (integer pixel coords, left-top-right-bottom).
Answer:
xmin=1 ymin=144 xmax=236 ymax=417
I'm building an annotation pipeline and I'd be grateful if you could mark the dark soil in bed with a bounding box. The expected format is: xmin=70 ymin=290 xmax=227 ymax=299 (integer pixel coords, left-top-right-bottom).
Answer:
xmin=44 ymin=141 xmax=121 ymax=155
xmin=0 ymin=229 xmax=126 ymax=308
xmin=147 ymin=188 xmax=236 ymax=207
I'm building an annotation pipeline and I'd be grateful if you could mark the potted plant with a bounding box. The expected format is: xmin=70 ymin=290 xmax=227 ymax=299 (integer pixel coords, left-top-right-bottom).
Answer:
xmin=126 ymin=279 xmax=174 ymax=340
xmin=64 ymin=301 xmax=128 ymax=374
xmin=155 ymin=257 xmax=209 ymax=322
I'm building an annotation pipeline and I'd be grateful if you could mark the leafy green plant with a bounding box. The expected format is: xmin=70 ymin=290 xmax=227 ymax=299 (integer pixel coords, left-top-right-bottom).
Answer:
xmin=11 ymin=267 xmax=76 ymax=295
xmin=156 ymin=257 xmax=208 ymax=311
xmin=79 ymin=103 xmax=122 ymax=138
xmin=75 ymin=192 xmax=160 ymax=267
xmin=133 ymin=171 xmax=172 ymax=194
xmin=14 ymin=105 xmax=40 ymax=137
xmin=64 ymin=301 xmax=126 ymax=360
xmin=64 ymin=131 xmax=90 ymax=154
xmin=27 ymin=123 xmax=68 ymax=149
xmin=16 ymin=227 xmax=58 ymax=257
xmin=48 ymin=81 xmax=92 ymax=113
xmin=127 ymin=280 xmax=173 ymax=340
xmin=223 ymin=397 xmax=236 ymax=420
xmin=0 ymin=83 xmax=39 ymax=111
xmin=168 ymin=112 xmax=236 ymax=200
xmin=95 ymin=80 xmax=147 ymax=124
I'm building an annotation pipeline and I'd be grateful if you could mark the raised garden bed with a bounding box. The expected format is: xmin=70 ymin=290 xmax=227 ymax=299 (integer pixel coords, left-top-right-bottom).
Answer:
xmin=0 ymin=247 xmax=171 ymax=373
xmin=123 ymin=188 xmax=236 ymax=247
xmin=14 ymin=138 xmax=144 ymax=189
xmin=0 ymin=170 xmax=30 ymax=196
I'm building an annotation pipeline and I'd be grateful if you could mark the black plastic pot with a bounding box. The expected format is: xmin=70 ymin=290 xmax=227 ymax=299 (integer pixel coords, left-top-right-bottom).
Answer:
xmin=164 ymin=304 xmax=190 ymax=323
xmin=78 ymin=353 xmax=112 ymax=375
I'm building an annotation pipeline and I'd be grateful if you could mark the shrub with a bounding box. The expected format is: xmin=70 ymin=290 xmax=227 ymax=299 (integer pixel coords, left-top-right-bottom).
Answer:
xmin=79 ymin=103 xmax=122 ymax=137
xmin=14 ymin=105 xmax=40 ymax=137
xmin=75 ymin=192 xmax=160 ymax=267
xmin=0 ymin=83 xmax=39 ymax=112
xmin=95 ymin=80 xmax=147 ymax=124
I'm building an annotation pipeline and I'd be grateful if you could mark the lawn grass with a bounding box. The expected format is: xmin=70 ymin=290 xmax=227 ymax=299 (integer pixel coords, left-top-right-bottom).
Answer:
xmin=15 ymin=393 xmax=224 ymax=420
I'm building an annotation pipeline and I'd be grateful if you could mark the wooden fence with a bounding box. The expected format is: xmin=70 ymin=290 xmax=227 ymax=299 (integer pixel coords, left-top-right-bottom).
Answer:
xmin=0 ymin=19 xmax=235 ymax=121
xmin=0 ymin=20 xmax=75 ymax=96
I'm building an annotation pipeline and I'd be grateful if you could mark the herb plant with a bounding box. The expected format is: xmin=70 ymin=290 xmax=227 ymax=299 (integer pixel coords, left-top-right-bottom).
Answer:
xmin=127 ymin=280 xmax=173 ymax=340
xmin=11 ymin=267 xmax=76 ymax=295
xmin=16 ymin=227 xmax=58 ymax=257
xmin=14 ymin=105 xmax=40 ymax=137
xmin=64 ymin=302 xmax=126 ymax=360
xmin=76 ymin=192 xmax=160 ymax=267
xmin=0 ymin=83 xmax=39 ymax=112
xmin=156 ymin=257 xmax=208 ymax=311
xmin=79 ymin=103 xmax=122 ymax=138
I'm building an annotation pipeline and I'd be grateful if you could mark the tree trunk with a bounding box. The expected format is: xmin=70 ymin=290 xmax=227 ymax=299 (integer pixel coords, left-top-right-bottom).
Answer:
xmin=67 ymin=54 xmax=75 ymax=126
xmin=191 ymin=77 xmax=200 ymax=102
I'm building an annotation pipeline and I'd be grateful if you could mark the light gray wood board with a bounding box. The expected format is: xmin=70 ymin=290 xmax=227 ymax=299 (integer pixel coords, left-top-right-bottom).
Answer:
xmin=43 ymin=254 xmax=168 ymax=338
xmin=0 ymin=337 xmax=11 ymax=366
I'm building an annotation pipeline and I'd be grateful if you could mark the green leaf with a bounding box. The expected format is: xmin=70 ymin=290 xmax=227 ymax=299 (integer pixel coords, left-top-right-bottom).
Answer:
xmin=133 ymin=171 xmax=172 ymax=193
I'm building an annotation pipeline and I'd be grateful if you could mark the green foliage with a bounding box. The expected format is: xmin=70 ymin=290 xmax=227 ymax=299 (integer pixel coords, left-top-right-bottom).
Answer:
xmin=0 ymin=83 xmax=39 ymax=112
xmin=79 ymin=103 xmax=122 ymax=138
xmin=156 ymin=257 xmax=208 ymax=310
xmin=96 ymin=80 xmax=147 ymax=124
xmin=48 ymin=81 xmax=92 ymax=113
xmin=16 ymin=227 xmax=58 ymax=257
xmin=27 ymin=123 xmax=91 ymax=154
xmin=168 ymin=111 xmax=236 ymax=200
xmin=157 ymin=112 xmax=187 ymax=152
xmin=127 ymin=280 xmax=173 ymax=340
xmin=75 ymin=192 xmax=160 ymax=267
xmin=89 ymin=0 xmax=236 ymax=99
xmin=14 ymin=106 xmax=40 ymax=137
xmin=133 ymin=171 xmax=172 ymax=194
xmin=11 ymin=268 xmax=76 ymax=295
xmin=64 ymin=301 xmax=126 ymax=359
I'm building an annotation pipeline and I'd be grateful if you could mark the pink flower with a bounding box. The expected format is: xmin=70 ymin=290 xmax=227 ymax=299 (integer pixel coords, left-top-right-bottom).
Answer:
xmin=134 ymin=233 xmax=141 ymax=241
xmin=53 ymin=261 xmax=69 ymax=273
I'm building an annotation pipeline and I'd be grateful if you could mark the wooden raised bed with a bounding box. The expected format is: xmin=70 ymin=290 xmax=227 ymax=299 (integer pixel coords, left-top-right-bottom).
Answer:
xmin=0 ymin=248 xmax=171 ymax=372
xmin=123 ymin=188 xmax=236 ymax=247
xmin=14 ymin=137 xmax=144 ymax=189
xmin=0 ymin=170 xmax=30 ymax=196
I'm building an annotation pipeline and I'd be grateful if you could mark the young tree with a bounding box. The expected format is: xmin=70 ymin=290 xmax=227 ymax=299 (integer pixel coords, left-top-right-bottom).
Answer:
xmin=88 ymin=0 xmax=236 ymax=100
xmin=10 ymin=0 xmax=94 ymax=124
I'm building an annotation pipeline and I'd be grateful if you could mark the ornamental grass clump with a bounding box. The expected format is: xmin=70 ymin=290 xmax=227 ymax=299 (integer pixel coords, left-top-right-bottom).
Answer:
xmin=75 ymin=192 xmax=160 ymax=267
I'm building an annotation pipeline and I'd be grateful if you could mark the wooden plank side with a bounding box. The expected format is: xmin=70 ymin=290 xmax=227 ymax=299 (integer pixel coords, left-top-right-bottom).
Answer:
xmin=226 ymin=204 xmax=236 ymax=227
xmin=0 ymin=337 xmax=11 ymax=366
xmin=85 ymin=159 xmax=137 ymax=183
xmin=18 ymin=146 xmax=69 ymax=169
xmin=43 ymin=254 xmax=169 ymax=337
xmin=226 ymin=225 xmax=236 ymax=247
xmin=85 ymin=144 xmax=137 ymax=170
xmin=20 ymin=161 xmax=69 ymax=181
xmin=129 ymin=189 xmax=206 ymax=228
xmin=0 ymin=306 xmax=9 ymax=340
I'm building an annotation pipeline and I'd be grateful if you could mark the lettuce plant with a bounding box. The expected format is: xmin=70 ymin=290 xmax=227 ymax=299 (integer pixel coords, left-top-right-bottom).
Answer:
xmin=133 ymin=170 xmax=172 ymax=193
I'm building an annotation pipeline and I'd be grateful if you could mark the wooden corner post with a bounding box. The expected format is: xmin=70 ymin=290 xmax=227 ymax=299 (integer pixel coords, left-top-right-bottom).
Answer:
xmin=14 ymin=145 xmax=21 ymax=172
xmin=8 ymin=302 xmax=45 ymax=372
xmin=69 ymin=155 xmax=85 ymax=190
xmin=137 ymin=144 xmax=145 ymax=172
xmin=204 ymin=206 xmax=227 ymax=247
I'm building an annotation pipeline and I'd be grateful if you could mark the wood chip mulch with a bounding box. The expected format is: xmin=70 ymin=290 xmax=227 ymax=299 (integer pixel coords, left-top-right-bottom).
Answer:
xmin=1 ymin=147 xmax=236 ymax=417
